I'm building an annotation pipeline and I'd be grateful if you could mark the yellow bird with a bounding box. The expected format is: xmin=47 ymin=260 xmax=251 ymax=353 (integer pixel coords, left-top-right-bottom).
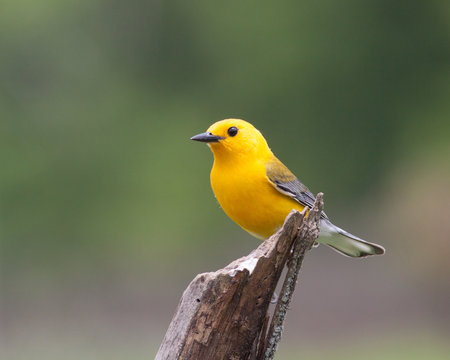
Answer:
xmin=191 ymin=119 xmax=385 ymax=257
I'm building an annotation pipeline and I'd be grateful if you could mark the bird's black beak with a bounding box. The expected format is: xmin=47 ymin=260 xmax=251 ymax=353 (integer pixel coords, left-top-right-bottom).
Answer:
xmin=190 ymin=132 xmax=225 ymax=143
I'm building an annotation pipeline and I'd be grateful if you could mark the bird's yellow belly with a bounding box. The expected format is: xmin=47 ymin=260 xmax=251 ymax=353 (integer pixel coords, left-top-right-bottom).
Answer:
xmin=211 ymin=164 xmax=304 ymax=239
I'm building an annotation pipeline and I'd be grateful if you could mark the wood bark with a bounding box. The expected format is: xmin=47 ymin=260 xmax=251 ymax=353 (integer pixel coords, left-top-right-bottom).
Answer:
xmin=156 ymin=194 xmax=324 ymax=360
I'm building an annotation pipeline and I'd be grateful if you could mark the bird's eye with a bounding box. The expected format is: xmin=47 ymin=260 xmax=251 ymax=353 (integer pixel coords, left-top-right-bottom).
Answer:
xmin=227 ymin=126 xmax=238 ymax=137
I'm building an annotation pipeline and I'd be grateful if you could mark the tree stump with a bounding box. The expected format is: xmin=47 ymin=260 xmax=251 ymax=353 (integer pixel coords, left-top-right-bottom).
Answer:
xmin=156 ymin=194 xmax=324 ymax=360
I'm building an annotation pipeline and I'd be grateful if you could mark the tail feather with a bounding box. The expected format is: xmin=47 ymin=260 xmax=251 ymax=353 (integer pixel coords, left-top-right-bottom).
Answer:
xmin=319 ymin=220 xmax=385 ymax=258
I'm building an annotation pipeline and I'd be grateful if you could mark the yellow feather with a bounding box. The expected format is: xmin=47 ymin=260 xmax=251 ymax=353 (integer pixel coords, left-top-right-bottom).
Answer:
xmin=207 ymin=119 xmax=304 ymax=239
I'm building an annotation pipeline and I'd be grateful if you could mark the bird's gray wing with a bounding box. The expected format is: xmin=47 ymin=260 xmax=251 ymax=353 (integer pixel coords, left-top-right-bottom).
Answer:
xmin=265 ymin=158 xmax=328 ymax=220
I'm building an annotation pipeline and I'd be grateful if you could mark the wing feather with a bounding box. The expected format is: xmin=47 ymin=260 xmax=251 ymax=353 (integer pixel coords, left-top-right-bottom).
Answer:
xmin=265 ymin=158 xmax=328 ymax=220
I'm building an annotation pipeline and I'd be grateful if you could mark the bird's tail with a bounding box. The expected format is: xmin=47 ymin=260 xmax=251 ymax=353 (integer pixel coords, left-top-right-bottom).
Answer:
xmin=318 ymin=219 xmax=385 ymax=258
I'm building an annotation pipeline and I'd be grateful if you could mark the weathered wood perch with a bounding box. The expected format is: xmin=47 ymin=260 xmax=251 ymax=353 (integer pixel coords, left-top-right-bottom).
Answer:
xmin=156 ymin=193 xmax=324 ymax=360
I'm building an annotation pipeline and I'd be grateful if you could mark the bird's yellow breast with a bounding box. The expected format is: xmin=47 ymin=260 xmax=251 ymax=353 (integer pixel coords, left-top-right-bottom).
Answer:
xmin=210 ymin=157 xmax=304 ymax=239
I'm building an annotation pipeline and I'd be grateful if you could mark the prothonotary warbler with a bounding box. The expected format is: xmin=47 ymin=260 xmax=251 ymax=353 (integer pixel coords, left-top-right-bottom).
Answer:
xmin=191 ymin=119 xmax=385 ymax=258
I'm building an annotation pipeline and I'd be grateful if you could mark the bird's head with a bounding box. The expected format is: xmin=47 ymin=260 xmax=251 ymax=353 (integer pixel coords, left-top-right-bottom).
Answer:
xmin=191 ymin=119 xmax=270 ymax=160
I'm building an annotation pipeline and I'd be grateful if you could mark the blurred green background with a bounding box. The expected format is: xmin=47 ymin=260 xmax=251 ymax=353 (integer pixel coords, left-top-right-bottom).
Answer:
xmin=1 ymin=1 xmax=450 ymax=359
